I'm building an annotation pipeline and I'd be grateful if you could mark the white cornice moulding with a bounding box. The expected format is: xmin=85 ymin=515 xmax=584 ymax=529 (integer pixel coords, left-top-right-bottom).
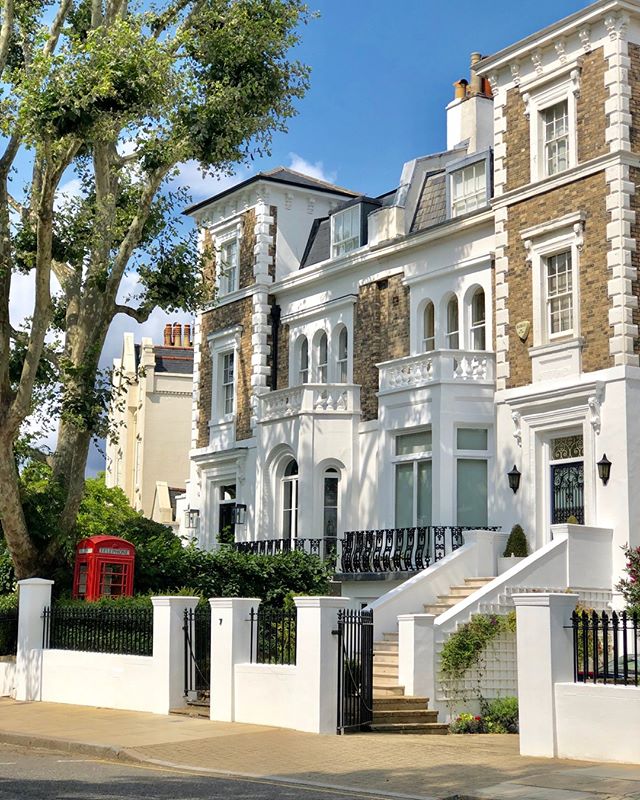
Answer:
xmin=521 ymin=211 xmax=587 ymax=241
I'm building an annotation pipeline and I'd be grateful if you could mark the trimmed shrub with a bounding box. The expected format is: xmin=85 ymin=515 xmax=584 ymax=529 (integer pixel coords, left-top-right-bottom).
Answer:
xmin=503 ymin=524 xmax=528 ymax=557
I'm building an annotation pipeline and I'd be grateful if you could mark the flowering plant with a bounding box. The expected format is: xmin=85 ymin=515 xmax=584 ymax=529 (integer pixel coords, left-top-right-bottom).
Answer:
xmin=616 ymin=545 xmax=640 ymax=615
xmin=449 ymin=712 xmax=484 ymax=734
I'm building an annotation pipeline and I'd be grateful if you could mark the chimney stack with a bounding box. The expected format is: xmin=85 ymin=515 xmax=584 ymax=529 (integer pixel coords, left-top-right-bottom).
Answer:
xmin=446 ymin=51 xmax=494 ymax=154
xmin=163 ymin=324 xmax=172 ymax=346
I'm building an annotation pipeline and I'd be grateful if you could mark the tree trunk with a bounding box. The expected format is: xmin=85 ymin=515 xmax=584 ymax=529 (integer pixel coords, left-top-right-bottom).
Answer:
xmin=0 ymin=436 xmax=40 ymax=578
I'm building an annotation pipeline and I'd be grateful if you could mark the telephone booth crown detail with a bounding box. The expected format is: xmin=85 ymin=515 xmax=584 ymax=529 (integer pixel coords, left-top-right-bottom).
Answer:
xmin=72 ymin=536 xmax=135 ymax=600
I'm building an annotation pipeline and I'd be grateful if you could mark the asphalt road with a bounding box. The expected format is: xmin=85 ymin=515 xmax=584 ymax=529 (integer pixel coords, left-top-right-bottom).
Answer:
xmin=0 ymin=742 xmax=397 ymax=800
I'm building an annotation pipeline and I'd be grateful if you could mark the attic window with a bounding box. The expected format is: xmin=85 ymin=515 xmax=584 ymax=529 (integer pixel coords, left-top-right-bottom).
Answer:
xmin=331 ymin=206 xmax=361 ymax=258
xmin=450 ymin=160 xmax=487 ymax=217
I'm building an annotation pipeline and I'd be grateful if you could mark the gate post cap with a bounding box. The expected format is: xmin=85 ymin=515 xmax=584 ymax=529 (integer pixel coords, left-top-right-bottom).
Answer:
xmin=293 ymin=596 xmax=350 ymax=609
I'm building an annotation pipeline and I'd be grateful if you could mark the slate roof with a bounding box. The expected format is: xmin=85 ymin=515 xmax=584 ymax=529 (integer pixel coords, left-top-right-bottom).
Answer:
xmin=153 ymin=346 xmax=194 ymax=375
xmin=184 ymin=166 xmax=359 ymax=215
xmin=300 ymin=217 xmax=331 ymax=268
xmin=411 ymin=172 xmax=447 ymax=232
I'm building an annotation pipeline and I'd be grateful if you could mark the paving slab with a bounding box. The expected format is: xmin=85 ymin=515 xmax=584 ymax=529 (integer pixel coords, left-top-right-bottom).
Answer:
xmin=0 ymin=698 xmax=638 ymax=800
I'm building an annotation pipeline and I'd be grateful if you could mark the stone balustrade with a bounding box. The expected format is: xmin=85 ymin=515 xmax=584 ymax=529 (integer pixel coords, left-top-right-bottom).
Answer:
xmin=378 ymin=350 xmax=496 ymax=391
xmin=257 ymin=384 xmax=360 ymax=423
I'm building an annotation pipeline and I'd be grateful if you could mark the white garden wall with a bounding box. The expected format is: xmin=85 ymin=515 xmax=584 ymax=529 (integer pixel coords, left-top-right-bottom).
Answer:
xmin=0 ymin=659 xmax=15 ymax=697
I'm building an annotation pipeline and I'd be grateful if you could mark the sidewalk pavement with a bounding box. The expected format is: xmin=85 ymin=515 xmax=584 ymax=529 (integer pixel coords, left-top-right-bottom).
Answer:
xmin=1 ymin=698 xmax=639 ymax=800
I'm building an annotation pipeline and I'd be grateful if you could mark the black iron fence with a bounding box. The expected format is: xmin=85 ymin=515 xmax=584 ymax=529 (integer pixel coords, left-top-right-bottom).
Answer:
xmin=340 ymin=526 xmax=501 ymax=574
xmin=571 ymin=610 xmax=639 ymax=685
xmin=0 ymin=608 xmax=18 ymax=656
xmin=183 ymin=606 xmax=211 ymax=696
xmin=42 ymin=604 xmax=153 ymax=656
xmin=335 ymin=608 xmax=374 ymax=734
xmin=249 ymin=606 xmax=297 ymax=665
xmin=234 ymin=538 xmax=337 ymax=560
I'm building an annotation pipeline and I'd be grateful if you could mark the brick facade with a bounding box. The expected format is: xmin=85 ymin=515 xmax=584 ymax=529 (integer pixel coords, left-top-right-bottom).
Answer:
xmin=504 ymin=49 xmax=607 ymax=194
xmin=354 ymin=275 xmax=410 ymax=421
xmin=239 ymin=209 xmax=256 ymax=290
xmin=504 ymin=172 xmax=611 ymax=389
xmin=196 ymin=297 xmax=254 ymax=447
xmin=576 ymin=49 xmax=607 ymax=163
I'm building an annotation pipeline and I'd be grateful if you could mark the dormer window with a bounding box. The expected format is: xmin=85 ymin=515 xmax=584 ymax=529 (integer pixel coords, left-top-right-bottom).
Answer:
xmin=331 ymin=205 xmax=361 ymax=258
xmin=450 ymin=160 xmax=487 ymax=217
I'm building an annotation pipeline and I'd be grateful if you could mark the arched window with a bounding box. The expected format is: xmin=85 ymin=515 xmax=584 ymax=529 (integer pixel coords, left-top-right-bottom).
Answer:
xmin=298 ymin=337 xmax=309 ymax=384
xmin=323 ymin=468 xmax=339 ymax=538
xmin=470 ymin=288 xmax=486 ymax=350
xmin=282 ymin=459 xmax=299 ymax=540
xmin=317 ymin=332 xmax=328 ymax=383
xmin=423 ymin=302 xmax=435 ymax=352
xmin=446 ymin=297 xmax=459 ymax=349
xmin=337 ymin=328 xmax=348 ymax=382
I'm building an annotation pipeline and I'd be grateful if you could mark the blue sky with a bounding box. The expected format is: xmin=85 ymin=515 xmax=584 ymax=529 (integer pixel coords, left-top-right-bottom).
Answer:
xmin=7 ymin=0 xmax=591 ymax=474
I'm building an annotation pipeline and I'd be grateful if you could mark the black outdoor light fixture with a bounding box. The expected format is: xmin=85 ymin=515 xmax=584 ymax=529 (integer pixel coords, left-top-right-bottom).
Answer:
xmin=508 ymin=465 xmax=521 ymax=494
xmin=597 ymin=454 xmax=612 ymax=486
xmin=232 ymin=503 xmax=247 ymax=525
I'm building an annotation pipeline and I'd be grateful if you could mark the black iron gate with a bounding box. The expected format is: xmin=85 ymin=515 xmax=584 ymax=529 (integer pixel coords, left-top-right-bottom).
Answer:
xmin=183 ymin=606 xmax=211 ymax=696
xmin=551 ymin=461 xmax=584 ymax=524
xmin=335 ymin=608 xmax=373 ymax=734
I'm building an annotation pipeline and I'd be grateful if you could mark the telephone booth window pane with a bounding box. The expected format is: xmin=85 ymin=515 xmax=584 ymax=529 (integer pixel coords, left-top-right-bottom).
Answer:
xmin=101 ymin=563 xmax=127 ymax=597
xmin=78 ymin=563 xmax=88 ymax=597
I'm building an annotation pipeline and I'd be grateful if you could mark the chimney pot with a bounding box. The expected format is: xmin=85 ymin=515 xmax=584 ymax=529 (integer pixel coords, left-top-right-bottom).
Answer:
xmin=469 ymin=52 xmax=484 ymax=96
xmin=163 ymin=324 xmax=172 ymax=346
xmin=453 ymin=79 xmax=468 ymax=100
xmin=172 ymin=322 xmax=182 ymax=348
xmin=184 ymin=323 xmax=192 ymax=348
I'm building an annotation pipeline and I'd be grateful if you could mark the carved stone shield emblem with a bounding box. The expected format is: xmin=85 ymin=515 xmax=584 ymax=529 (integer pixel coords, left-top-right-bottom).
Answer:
xmin=515 ymin=320 xmax=531 ymax=342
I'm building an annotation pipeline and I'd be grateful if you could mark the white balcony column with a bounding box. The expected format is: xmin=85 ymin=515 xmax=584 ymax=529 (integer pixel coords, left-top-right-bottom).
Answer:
xmin=209 ymin=597 xmax=260 ymax=722
xmin=513 ymin=592 xmax=578 ymax=758
xmin=151 ymin=596 xmax=200 ymax=714
xmin=15 ymin=578 xmax=54 ymax=702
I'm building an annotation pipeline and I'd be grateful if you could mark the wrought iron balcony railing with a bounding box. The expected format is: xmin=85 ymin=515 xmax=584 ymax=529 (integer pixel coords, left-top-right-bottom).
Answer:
xmin=233 ymin=526 xmax=499 ymax=575
xmin=339 ymin=526 xmax=500 ymax=574
xmin=378 ymin=350 xmax=496 ymax=392
xmin=257 ymin=384 xmax=360 ymax=423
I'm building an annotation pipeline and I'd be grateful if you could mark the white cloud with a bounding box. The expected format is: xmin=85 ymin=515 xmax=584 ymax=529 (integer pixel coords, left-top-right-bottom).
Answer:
xmin=170 ymin=160 xmax=253 ymax=203
xmin=288 ymin=152 xmax=337 ymax=185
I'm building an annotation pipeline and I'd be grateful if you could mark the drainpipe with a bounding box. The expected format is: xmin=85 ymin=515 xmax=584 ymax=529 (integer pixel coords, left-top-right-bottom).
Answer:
xmin=271 ymin=303 xmax=281 ymax=390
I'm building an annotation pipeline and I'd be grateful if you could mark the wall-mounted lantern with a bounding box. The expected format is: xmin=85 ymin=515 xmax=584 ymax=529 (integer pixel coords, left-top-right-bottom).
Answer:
xmin=597 ymin=454 xmax=612 ymax=486
xmin=508 ymin=465 xmax=521 ymax=494
xmin=232 ymin=504 xmax=247 ymax=525
xmin=184 ymin=508 xmax=200 ymax=529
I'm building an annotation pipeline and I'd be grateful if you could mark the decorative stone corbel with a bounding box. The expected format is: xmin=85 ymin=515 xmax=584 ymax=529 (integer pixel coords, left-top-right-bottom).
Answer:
xmin=531 ymin=49 xmax=544 ymax=75
xmin=573 ymin=220 xmax=585 ymax=252
xmin=512 ymin=411 xmax=523 ymax=448
xmin=588 ymin=395 xmax=601 ymax=434
xmin=605 ymin=13 xmax=629 ymax=41
xmin=306 ymin=196 xmax=316 ymax=215
xmin=522 ymin=92 xmax=531 ymax=120
xmin=488 ymin=73 xmax=499 ymax=96
xmin=524 ymin=239 xmax=533 ymax=263
xmin=579 ymin=26 xmax=591 ymax=53
xmin=285 ymin=192 xmax=293 ymax=211
xmin=510 ymin=62 xmax=521 ymax=87
xmin=555 ymin=38 xmax=567 ymax=65
xmin=570 ymin=68 xmax=581 ymax=100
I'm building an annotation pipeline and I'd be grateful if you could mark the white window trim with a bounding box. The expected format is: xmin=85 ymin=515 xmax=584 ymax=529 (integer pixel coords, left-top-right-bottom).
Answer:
xmin=214 ymin=222 xmax=243 ymax=297
xmin=524 ymin=69 xmax=580 ymax=183
xmin=392 ymin=430 xmax=433 ymax=528
xmin=523 ymin=214 xmax=584 ymax=347
xmin=445 ymin=150 xmax=491 ymax=219
xmin=208 ymin=326 xmax=241 ymax=425
xmin=330 ymin=205 xmax=362 ymax=258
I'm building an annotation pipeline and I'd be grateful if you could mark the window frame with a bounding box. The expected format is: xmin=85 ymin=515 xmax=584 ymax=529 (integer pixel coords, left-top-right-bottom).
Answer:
xmin=281 ymin=458 xmax=299 ymax=541
xmin=392 ymin=430 xmax=433 ymax=528
xmin=527 ymin=72 xmax=579 ymax=183
xmin=445 ymin=296 xmax=460 ymax=350
xmin=316 ymin=331 xmax=328 ymax=383
xmin=454 ymin=426 xmax=490 ymax=528
xmin=298 ymin=336 xmax=309 ymax=385
xmin=220 ymin=350 xmax=235 ymax=418
xmin=445 ymin=150 xmax=491 ymax=219
xmin=215 ymin=222 xmax=243 ymax=298
xmin=423 ymin=301 xmax=435 ymax=352
xmin=469 ymin=288 xmax=486 ymax=351
xmin=208 ymin=326 xmax=241 ymax=426
xmin=545 ymin=250 xmax=574 ymax=340
xmin=330 ymin=205 xmax=362 ymax=258
xmin=336 ymin=326 xmax=349 ymax=383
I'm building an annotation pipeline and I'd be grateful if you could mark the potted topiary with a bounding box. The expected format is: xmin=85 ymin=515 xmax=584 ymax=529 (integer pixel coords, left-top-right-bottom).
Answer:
xmin=498 ymin=524 xmax=529 ymax=574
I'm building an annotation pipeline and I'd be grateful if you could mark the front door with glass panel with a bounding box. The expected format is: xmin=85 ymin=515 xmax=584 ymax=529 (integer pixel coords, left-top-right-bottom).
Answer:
xmin=282 ymin=460 xmax=299 ymax=540
xmin=218 ymin=484 xmax=236 ymax=545
xmin=550 ymin=435 xmax=584 ymax=524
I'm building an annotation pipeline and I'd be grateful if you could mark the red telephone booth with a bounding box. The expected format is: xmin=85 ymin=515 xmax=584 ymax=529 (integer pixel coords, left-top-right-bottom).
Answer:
xmin=72 ymin=536 xmax=135 ymax=600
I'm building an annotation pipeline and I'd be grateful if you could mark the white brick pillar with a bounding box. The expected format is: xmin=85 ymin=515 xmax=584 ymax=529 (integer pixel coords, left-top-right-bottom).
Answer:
xmin=151 ymin=596 xmax=199 ymax=715
xmin=513 ymin=592 xmax=578 ymax=757
xmin=209 ymin=597 xmax=260 ymax=722
xmin=294 ymin=596 xmax=349 ymax=734
xmin=15 ymin=578 xmax=53 ymax=702
xmin=398 ymin=613 xmax=436 ymax=701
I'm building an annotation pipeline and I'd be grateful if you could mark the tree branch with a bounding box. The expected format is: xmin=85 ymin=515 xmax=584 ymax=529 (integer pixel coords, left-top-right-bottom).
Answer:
xmin=43 ymin=0 xmax=72 ymax=58
xmin=0 ymin=0 xmax=14 ymax=76
xmin=114 ymin=304 xmax=152 ymax=323
xmin=0 ymin=134 xmax=20 ymax=179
